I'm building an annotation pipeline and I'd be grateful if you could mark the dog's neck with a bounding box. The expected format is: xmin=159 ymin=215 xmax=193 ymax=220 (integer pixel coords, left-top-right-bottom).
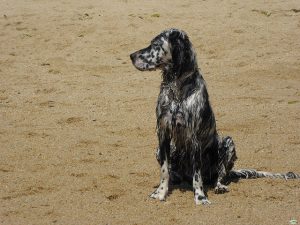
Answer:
xmin=161 ymin=51 xmax=202 ymax=82
xmin=161 ymin=67 xmax=203 ymax=101
xmin=160 ymin=49 xmax=203 ymax=100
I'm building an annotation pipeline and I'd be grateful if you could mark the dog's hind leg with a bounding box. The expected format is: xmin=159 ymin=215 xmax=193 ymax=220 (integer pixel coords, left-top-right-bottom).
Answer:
xmin=214 ymin=136 xmax=237 ymax=194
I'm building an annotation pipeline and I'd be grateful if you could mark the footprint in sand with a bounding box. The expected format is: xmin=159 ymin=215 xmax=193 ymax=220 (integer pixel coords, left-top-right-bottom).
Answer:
xmin=2 ymin=186 xmax=55 ymax=200
xmin=77 ymin=140 xmax=99 ymax=148
xmin=70 ymin=172 xmax=88 ymax=178
xmin=39 ymin=100 xmax=55 ymax=108
xmin=129 ymin=172 xmax=150 ymax=177
xmin=35 ymin=87 xmax=56 ymax=94
xmin=57 ymin=117 xmax=84 ymax=125
xmin=78 ymin=13 xmax=93 ymax=21
xmin=106 ymin=194 xmax=121 ymax=201
xmin=48 ymin=69 xmax=60 ymax=74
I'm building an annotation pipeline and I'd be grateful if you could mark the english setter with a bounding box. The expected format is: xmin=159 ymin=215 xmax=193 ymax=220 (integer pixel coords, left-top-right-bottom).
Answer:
xmin=130 ymin=28 xmax=299 ymax=205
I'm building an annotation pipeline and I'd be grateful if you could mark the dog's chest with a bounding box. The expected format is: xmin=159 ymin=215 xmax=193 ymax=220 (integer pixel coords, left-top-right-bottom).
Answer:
xmin=157 ymin=86 xmax=189 ymax=130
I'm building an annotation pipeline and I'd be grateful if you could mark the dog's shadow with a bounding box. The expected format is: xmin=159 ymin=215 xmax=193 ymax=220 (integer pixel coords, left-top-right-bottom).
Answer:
xmin=153 ymin=181 xmax=206 ymax=196
xmin=152 ymin=177 xmax=239 ymax=197
xmin=169 ymin=181 xmax=193 ymax=193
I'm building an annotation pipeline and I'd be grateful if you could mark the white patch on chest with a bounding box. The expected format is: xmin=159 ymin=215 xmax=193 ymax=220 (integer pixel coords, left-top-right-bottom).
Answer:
xmin=185 ymin=92 xmax=198 ymax=108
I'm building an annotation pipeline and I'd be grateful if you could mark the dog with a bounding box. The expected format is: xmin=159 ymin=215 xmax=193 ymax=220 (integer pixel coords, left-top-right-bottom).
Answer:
xmin=130 ymin=28 xmax=299 ymax=205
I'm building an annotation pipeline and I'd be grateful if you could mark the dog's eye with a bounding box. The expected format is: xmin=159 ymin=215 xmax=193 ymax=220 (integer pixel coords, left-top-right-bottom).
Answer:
xmin=152 ymin=43 xmax=160 ymax=48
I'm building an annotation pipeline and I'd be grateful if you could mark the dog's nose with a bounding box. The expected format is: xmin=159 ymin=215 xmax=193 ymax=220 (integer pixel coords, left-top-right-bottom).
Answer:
xmin=130 ymin=53 xmax=135 ymax=61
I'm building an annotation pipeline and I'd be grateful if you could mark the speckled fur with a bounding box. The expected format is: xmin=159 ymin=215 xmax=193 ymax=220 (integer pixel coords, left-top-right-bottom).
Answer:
xmin=130 ymin=28 xmax=299 ymax=205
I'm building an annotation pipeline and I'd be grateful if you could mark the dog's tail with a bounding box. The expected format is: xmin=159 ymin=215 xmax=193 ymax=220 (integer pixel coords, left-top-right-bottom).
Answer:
xmin=228 ymin=169 xmax=300 ymax=180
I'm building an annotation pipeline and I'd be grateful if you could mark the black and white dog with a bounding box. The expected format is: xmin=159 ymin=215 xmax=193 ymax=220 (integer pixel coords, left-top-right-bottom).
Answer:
xmin=130 ymin=28 xmax=299 ymax=205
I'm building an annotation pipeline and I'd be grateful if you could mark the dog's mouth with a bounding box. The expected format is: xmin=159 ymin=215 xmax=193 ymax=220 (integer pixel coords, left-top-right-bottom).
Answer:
xmin=134 ymin=65 xmax=157 ymax=72
xmin=131 ymin=59 xmax=157 ymax=71
xmin=130 ymin=52 xmax=160 ymax=72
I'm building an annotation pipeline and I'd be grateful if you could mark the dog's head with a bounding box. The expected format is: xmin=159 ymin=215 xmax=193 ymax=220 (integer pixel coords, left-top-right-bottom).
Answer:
xmin=130 ymin=28 xmax=196 ymax=75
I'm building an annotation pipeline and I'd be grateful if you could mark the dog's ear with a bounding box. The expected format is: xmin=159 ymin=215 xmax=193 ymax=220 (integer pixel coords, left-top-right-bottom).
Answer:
xmin=169 ymin=30 xmax=194 ymax=75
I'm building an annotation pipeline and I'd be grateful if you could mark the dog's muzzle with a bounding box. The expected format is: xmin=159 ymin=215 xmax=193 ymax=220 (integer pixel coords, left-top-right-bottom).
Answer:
xmin=130 ymin=51 xmax=148 ymax=71
xmin=130 ymin=52 xmax=136 ymax=62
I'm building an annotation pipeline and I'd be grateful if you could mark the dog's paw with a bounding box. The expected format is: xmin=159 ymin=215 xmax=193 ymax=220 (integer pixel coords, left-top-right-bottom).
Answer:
xmin=149 ymin=187 xmax=168 ymax=201
xmin=214 ymin=184 xmax=229 ymax=194
xmin=194 ymin=195 xmax=211 ymax=205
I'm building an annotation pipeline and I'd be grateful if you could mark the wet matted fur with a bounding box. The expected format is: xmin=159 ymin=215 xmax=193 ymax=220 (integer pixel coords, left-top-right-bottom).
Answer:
xmin=130 ymin=28 xmax=299 ymax=205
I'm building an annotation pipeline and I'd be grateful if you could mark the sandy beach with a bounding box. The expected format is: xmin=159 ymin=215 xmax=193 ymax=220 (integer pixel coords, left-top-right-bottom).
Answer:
xmin=0 ymin=0 xmax=299 ymax=224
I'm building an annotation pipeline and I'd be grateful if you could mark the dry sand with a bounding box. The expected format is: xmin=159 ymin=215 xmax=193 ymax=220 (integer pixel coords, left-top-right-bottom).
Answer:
xmin=0 ymin=0 xmax=300 ymax=224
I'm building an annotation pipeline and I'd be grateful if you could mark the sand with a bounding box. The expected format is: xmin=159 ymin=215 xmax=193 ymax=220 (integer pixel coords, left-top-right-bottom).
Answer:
xmin=0 ymin=0 xmax=299 ymax=224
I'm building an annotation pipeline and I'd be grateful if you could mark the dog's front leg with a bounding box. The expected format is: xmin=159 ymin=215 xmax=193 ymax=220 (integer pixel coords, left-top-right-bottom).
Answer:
xmin=193 ymin=150 xmax=211 ymax=205
xmin=150 ymin=134 xmax=170 ymax=201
